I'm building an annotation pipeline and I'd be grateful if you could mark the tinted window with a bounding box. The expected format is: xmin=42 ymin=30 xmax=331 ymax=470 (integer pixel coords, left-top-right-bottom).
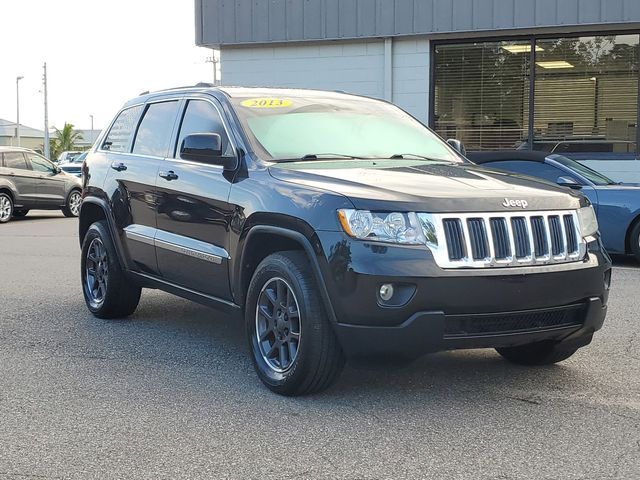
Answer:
xmin=102 ymin=105 xmax=143 ymax=152
xmin=132 ymin=101 xmax=180 ymax=157
xmin=175 ymin=100 xmax=232 ymax=158
xmin=3 ymin=152 xmax=29 ymax=170
xmin=27 ymin=153 xmax=55 ymax=173
xmin=485 ymin=160 xmax=576 ymax=184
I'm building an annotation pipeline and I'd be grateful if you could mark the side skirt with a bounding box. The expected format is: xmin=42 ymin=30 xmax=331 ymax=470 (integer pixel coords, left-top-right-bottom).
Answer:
xmin=128 ymin=271 xmax=242 ymax=316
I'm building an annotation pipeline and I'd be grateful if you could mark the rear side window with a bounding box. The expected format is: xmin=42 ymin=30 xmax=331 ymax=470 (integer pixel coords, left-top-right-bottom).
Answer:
xmin=3 ymin=152 xmax=29 ymax=170
xmin=102 ymin=105 xmax=143 ymax=152
xmin=132 ymin=101 xmax=180 ymax=157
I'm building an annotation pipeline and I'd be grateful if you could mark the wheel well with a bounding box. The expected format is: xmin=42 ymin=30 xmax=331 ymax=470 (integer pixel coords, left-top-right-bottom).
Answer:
xmin=625 ymin=214 xmax=640 ymax=254
xmin=79 ymin=202 xmax=107 ymax=245
xmin=0 ymin=188 xmax=14 ymax=201
xmin=239 ymin=232 xmax=305 ymax=306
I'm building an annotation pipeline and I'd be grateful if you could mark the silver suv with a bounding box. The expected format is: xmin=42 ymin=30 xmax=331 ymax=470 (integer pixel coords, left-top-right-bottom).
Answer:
xmin=0 ymin=147 xmax=83 ymax=223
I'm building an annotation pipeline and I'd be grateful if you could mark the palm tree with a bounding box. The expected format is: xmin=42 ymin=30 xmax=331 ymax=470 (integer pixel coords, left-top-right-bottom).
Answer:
xmin=50 ymin=123 xmax=83 ymax=160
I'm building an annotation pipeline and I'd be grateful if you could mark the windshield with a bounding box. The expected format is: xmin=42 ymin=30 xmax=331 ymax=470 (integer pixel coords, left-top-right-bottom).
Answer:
xmin=229 ymin=93 xmax=461 ymax=163
xmin=551 ymin=155 xmax=616 ymax=186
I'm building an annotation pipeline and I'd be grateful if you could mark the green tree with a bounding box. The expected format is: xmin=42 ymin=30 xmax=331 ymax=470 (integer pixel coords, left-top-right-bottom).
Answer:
xmin=50 ymin=123 xmax=83 ymax=160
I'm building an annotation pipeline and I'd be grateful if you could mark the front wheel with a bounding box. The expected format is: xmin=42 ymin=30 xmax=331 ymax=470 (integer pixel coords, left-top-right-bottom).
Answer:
xmin=0 ymin=193 xmax=13 ymax=223
xmin=246 ymin=251 xmax=345 ymax=396
xmin=63 ymin=190 xmax=82 ymax=217
xmin=81 ymin=220 xmax=141 ymax=318
xmin=496 ymin=341 xmax=579 ymax=366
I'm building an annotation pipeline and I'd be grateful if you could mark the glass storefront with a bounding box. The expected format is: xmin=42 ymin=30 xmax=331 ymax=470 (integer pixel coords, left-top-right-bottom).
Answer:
xmin=433 ymin=34 xmax=639 ymax=153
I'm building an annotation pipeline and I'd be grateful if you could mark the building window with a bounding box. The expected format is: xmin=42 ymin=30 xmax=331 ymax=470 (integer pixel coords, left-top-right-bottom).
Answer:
xmin=433 ymin=41 xmax=532 ymax=151
xmin=534 ymin=35 xmax=639 ymax=153
xmin=433 ymin=34 xmax=639 ymax=154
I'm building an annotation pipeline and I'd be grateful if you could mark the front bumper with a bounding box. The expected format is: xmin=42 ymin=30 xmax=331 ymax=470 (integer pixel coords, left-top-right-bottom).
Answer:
xmin=315 ymin=232 xmax=611 ymax=358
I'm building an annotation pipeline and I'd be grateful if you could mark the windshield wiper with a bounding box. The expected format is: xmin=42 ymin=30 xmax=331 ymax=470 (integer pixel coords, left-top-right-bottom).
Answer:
xmin=390 ymin=153 xmax=450 ymax=162
xmin=274 ymin=153 xmax=367 ymax=163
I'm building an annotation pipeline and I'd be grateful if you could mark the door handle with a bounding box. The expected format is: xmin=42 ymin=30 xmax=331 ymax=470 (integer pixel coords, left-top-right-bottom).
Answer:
xmin=111 ymin=162 xmax=127 ymax=172
xmin=159 ymin=170 xmax=179 ymax=181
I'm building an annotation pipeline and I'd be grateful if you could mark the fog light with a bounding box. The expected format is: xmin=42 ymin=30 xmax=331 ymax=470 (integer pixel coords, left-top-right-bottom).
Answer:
xmin=379 ymin=283 xmax=394 ymax=301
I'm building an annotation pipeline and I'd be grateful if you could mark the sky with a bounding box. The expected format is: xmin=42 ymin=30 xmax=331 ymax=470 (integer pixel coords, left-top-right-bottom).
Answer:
xmin=0 ymin=0 xmax=217 ymax=132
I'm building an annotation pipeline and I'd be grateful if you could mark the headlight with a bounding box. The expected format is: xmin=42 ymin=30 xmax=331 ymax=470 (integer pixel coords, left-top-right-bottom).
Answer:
xmin=577 ymin=206 xmax=598 ymax=237
xmin=337 ymin=209 xmax=424 ymax=244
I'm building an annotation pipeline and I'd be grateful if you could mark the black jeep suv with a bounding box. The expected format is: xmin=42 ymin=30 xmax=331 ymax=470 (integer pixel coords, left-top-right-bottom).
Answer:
xmin=79 ymin=86 xmax=611 ymax=395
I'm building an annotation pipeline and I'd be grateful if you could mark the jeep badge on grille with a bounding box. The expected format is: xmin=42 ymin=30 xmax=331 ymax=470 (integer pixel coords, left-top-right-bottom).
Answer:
xmin=502 ymin=198 xmax=529 ymax=209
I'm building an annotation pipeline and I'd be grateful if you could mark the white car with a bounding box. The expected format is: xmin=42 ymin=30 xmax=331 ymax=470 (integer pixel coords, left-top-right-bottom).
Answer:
xmin=57 ymin=151 xmax=83 ymax=164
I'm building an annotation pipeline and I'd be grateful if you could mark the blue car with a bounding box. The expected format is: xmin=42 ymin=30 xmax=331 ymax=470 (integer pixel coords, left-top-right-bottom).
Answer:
xmin=468 ymin=151 xmax=640 ymax=262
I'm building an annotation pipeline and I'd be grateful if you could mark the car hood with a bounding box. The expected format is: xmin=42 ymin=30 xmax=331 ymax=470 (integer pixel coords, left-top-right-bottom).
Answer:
xmin=268 ymin=160 xmax=586 ymax=212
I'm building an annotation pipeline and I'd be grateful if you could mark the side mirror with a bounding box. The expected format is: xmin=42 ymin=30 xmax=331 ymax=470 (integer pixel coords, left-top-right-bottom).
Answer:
xmin=181 ymin=133 xmax=223 ymax=161
xmin=557 ymin=176 xmax=582 ymax=189
xmin=447 ymin=138 xmax=466 ymax=156
xmin=54 ymin=166 xmax=62 ymax=174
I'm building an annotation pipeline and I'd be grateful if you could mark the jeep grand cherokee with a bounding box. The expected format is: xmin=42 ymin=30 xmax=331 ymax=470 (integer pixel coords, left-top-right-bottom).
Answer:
xmin=79 ymin=86 xmax=611 ymax=395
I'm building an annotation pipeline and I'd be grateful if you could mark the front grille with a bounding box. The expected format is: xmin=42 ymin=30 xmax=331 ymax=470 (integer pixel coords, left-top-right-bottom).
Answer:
xmin=444 ymin=304 xmax=585 ymax=337
xmin=418 ymin=210 xmax=585 ymax=269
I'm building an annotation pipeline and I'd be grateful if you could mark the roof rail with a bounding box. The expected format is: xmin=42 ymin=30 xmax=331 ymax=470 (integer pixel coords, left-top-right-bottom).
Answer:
xmin=195 ymin=82 xmax=215 ymax=88
xmin=138 ymin=90 xmax=150 ymax=96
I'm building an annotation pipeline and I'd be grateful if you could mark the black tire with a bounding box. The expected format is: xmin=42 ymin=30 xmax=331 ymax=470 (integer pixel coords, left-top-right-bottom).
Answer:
xmin=81 ymin=220 xmax=141 ymax=319
xmin=629 ymin=221 xmax=640 ymax=263
xmin=246 ymin=251 xmax=345 ymax=396
xmin=496 ymin=341 xmax=579 ymax=366
xmin=0 ymin=193 xmax=13 ymax=223
xmin=62 ymin=189 xmax=82 ymax=217
xmin=12 ymin=210 xmax=29 ymax=218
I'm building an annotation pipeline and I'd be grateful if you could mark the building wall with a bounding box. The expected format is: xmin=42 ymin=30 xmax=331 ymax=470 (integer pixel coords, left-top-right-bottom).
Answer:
xmin=0 ymin=137 xmax=43 ymax=151
xmin=198 ymin=0 xmax=640 ymax=48
xmin=221 ymin=37 xmax=431 ymax=123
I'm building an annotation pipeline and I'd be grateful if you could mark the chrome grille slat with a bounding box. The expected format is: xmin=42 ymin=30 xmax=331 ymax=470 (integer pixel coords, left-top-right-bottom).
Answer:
xmin=418 ymin=210 xmax=586 ymax=269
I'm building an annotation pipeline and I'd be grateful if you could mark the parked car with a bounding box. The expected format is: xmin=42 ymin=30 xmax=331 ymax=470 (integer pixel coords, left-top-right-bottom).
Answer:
xmin=58 ymin=151 xmax=87 ymax=177
xmin=56 ymin=151 xmax=83 ymax=164
xmin=468 ymin=151 xmax=640 ymax=262
xmin=79 ymin=86 xmax=611 ymax=395
xmin=0 ymin=147 xmax=83 ymax=223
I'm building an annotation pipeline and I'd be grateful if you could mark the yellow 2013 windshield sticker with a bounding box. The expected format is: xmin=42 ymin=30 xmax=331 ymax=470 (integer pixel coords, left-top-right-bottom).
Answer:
xmin=240 ymin=98 xmax=293 ymax=108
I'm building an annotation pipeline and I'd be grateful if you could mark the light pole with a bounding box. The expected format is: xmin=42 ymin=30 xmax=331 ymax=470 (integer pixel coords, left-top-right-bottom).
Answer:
xmin=43 ymin=63 xmax=50 ymax=160
xmin=206 ymin=53 xmax=219 ymax=85
xmin=16 ymin=76 xmax=23 ymax=146
xmin=89 ymin=115 xmax=94 ymax=144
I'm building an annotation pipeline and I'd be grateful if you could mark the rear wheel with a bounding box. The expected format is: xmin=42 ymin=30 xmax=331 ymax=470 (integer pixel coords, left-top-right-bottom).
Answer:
xmin=12 ymin=210 xmax=29 ymax=218
xmin=630 ymin=221 xmax=640 ymax=263
xmin=496 ymin=341 xmax=579 ymax=366
xmin=0 ymin=193 xmax=13 ymax=223
xmin=81 ymin=220 xmax=141 ymax=318
xmin=246 ymin=251 xmax=345 ymax=396
xmin=63 ymin=190 xmax=82 ymax=217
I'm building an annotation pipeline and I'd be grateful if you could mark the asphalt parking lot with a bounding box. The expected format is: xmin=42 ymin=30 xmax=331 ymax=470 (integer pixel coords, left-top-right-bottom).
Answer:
xmin=0 ymin=212 xmax=639 ymax=479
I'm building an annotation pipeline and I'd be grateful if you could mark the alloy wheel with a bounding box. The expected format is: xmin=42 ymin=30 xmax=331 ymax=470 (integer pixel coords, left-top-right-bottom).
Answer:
xmin=85 ymin=238 xmax=109 ymax=307
xmin=255 ymin=277 xmax=301 ymax=373
xmin=0 ymin=195 xmax=12 ymax=222
xmin=69 ymin=192 xmax=82 ymax=216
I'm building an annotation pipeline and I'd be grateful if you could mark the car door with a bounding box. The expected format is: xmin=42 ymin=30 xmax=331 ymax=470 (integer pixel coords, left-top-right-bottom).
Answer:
xmin=101 ymin=100 xmax=180 ymax=275
xmin=1 ymin=151 xmax=40 ymax=206
xmin=26 ymin=152 xmax=67 ymax=206
xmin=154 ymin=97 xmax=235 ymax=300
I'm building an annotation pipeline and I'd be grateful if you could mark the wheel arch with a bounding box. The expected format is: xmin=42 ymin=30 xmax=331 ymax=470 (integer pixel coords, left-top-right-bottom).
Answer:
xmin=235 ymin=225 xmax=338 ymax=325
xmin=79 ymin=197 xmax=128 ymax=270
xmin=624 ymin=212 xmax=640 ymax=254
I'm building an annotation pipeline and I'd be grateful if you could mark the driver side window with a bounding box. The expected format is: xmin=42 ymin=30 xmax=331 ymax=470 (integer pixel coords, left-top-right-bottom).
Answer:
xmin=27 ymin=153 xmax=55 ymax=173
xmin=175 ymin=100 xmax=233 ymax=160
